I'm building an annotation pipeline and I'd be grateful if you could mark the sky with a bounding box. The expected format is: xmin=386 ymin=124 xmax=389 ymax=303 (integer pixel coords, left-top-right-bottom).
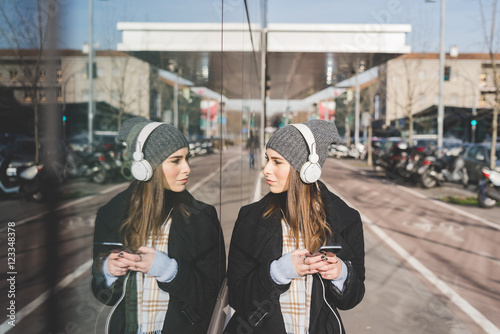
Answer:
xmin=57 ymin=0 xmax=499 ymax=54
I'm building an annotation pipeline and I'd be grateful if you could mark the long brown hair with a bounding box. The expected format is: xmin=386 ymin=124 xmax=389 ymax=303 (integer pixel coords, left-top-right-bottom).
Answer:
xmin=120 ymin=167 xmax=189 ymax=251
xmin=265 ymin=168 xmax=331 ymax=253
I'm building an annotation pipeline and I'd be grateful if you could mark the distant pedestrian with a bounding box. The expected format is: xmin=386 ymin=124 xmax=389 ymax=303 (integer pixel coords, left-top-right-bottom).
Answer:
xmin=247 ymin=130 xmax=259 ymax=169
xmin=225 ymin=119 xmax=365 ymax=334
xmin=91 ymin=117 xmax=225 ymax=334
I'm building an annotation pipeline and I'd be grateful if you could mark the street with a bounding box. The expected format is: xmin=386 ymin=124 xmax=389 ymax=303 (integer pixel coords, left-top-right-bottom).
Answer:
xmin=0 ymin=149 xmax=498 ymax=333
xmin=320 ymin=158 xmax=500 ymax=334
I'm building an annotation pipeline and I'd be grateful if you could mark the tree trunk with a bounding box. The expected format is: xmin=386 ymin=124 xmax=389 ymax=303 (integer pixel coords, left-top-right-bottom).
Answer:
xmin=34 ymin=97 xmax=39 ymax=163
xmin=408 ymin=106 xmax=414 ymax=146
xmin=367 ymin=125 xmax=373 ymax=166
xmin=346 ymin=103 xmax=352 ymax=147
xmin=118 ymin=107 xmax=123 ymax=132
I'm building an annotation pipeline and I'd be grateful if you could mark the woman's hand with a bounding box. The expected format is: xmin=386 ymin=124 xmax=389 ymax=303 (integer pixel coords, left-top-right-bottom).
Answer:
xmin=113 ymin=246 xmax=156 ymax=274
xmin=315 ymin=251 xmax=342 ymax=280
xmin=292 ymin=249 xmax=326 ymax=277
xmin=106 ymin=251 xmax=130 ymax=276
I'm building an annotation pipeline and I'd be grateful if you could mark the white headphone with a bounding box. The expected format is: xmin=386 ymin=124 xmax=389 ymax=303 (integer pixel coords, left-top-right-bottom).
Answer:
xmin=131 ymin=122 xmax=163 ymax=181
xmin=291 ymin=123 xmax=321 ymax=184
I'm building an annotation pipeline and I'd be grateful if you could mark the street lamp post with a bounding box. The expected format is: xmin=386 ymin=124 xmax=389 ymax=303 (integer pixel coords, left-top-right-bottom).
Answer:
xmin=88 ymin=0 xmax=94 ymax=150
xmin=354 ymin=65 xmax=360 ymax=148
xmin=427 ymin=0 xmax=446 ymax=151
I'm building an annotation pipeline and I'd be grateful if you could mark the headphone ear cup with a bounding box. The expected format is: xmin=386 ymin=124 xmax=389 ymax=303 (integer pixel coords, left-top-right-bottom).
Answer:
xmin=300 ymin=162 xmax=321 ymax=184
xmin=131 ymin=159 xmax=153 ymax=181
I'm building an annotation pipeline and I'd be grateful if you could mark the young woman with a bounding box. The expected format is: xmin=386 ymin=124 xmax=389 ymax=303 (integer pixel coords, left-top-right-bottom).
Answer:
xmin=225 ymin=119 xmax=365 ymax=334
xmin=91 ymin=117 xmax=225 ymax=334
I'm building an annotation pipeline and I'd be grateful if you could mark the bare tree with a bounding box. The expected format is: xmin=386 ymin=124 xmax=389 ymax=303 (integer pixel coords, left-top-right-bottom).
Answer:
xmin=95 ymin=51 xmax=150 ymax=131
xmin=0 ymin=0 xmax=53 ymax=162
xmin=479 ymin=0 xmax=500 ymax=169
xmin=93 ymin=8 xmax=150 ymax=132
xmin=385 ymin=53 xmax=438 ymax=146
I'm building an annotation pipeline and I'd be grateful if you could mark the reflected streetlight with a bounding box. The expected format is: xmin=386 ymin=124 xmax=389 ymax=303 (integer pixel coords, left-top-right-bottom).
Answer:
xmin=88 ymin=0 xmax=108 ymax=150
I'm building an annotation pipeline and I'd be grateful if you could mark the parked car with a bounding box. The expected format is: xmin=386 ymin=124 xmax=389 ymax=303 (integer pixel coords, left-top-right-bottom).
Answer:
xmin=0 ymin=138 xmax=47 ymax=201
xmin=462 ymin=143 xmax=500 ymax=184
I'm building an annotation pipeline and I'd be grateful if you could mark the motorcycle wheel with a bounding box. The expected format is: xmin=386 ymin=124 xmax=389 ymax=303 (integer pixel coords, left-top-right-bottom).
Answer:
xmin=478 ymin=179 xmax=497 ymax=209
xmin=31 ymin=190 xmax=44 ymax=202
xmin=421 ymin=169 xmax=437 ymax=188
xmin=92 ymin=168 xmax=107 ymax=184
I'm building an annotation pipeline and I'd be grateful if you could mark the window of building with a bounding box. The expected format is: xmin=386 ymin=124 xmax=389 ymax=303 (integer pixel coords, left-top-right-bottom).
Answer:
xmin=40 ymin=69 xmax=46 ymax=82
xmin=10 ymin=69 xmax=18 ymax=82
xmin=57 ymin=88 xmax=63 ymax=102
xmin=39 ymin=92 xmax=46 ymax=103
xmin=24 ymin=91 xmax=32 ymax=103
xmin=56 ymin=70 xmax=62 ymax=83
xmin=479 ymin=93 xmax=487 ymax=107
xmin=480 ymin=73 xmax=487 ymax=86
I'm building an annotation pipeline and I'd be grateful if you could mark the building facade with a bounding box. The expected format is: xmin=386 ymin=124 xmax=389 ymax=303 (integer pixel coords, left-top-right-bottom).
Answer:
xmin=60 ymin=50 xmax=151 ymax=120
xmin=384 ymin=53 xmax=499 ymax=125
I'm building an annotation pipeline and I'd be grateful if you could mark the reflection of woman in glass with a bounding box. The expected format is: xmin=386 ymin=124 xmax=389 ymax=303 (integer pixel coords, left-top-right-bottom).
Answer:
xmin=91 ymin=117 xmax=225 ymax=334
xmin=225 ymin=120 xmax=365 ymax=334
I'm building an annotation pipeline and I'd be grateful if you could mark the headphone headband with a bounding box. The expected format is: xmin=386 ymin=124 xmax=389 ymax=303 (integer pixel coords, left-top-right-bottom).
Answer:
xmin=135 ymin=122 xmax=163 ymax=156
xmin=291 ymin=123 xmax=321 ymax=183
xmin=131 ymin=122 xmax=163 ymax=181
xmin=291 ymin=123 xmax=316 ymax=156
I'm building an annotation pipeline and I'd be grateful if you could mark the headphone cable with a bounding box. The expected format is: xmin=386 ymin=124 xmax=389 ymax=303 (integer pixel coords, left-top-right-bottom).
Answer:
xmin=316 ymin=273 xmax=342 ymax=333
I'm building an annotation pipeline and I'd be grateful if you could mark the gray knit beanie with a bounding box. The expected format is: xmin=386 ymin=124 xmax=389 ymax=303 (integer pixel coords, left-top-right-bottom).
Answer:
xmin=117 ymin=117 xmax=189 ymax=171
xmin=266 ymin=119 xmax=341 ymax=173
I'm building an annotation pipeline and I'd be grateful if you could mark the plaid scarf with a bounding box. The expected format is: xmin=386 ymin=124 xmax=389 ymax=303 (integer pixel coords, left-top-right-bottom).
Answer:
xmin=280 ymin=219 xmax=313 ymax=334
xmin=135 ymin=212 xmax=173 ymax=334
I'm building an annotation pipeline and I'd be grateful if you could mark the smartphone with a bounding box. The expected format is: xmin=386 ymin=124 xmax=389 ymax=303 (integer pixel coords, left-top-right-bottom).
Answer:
xmin=94 ymin=242 xmax=134 ymax=254
xmin=312 ymin=245 xmax=342 ymax=256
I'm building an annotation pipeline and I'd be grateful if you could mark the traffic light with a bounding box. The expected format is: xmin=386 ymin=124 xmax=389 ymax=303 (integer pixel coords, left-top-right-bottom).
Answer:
xmin=86 ymin=62 xmax=98 ymax=78
xmin=471 ymin=119 xmax=477 ymax=126
xmin=265 ymin=75 xmax=271 ymax=97
xmin=444 ymin=66 xmax=451 ymax=81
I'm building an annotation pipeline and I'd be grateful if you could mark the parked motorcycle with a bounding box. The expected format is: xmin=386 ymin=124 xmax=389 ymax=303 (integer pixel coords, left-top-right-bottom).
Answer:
xmin=385 ymin=141 xmax=411 ymax=182
xmin=477 ymin=168 xmax=500 ymax=208
xmin=400 ymin=145 xmax=429 ymax=184
xmin=418 ymin=152 xmax=468 ymax=188
xmin=0 ymin=152 xmax=45 ymax=201
xmin=329 ymin=143 xmax=366 ymax=160
xmin=99 ymin=142 xmax=126 ymax=180
xmin=65 ymin=147 xmax=111 ymax=184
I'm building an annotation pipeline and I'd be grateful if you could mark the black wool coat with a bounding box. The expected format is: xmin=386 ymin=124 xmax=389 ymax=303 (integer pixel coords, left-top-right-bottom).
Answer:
xmin=224 ymin=182 xmax=365 ymax=334
xmin=91 ymin=183 xmax=226 ymax=334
